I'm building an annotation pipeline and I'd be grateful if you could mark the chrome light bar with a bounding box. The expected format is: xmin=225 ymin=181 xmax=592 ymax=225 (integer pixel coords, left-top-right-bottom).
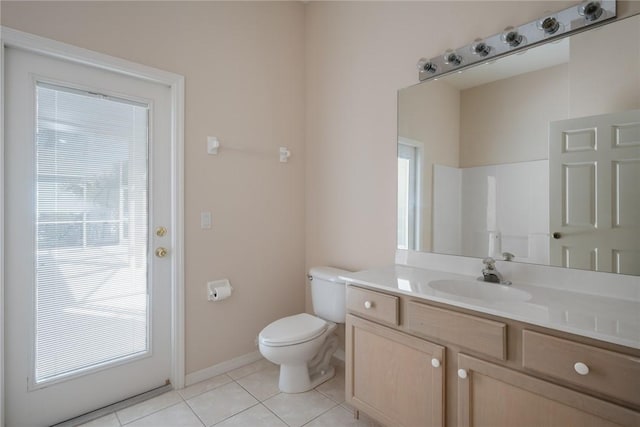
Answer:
xmin=417 ymin=1 xmax=616 ymax=82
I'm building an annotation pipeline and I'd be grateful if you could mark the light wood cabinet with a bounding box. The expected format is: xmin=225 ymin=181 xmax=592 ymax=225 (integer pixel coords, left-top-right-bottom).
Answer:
xmin=522 ymin=330 xmax=640 ymax=408
xmin=406 ymin=301 xmax=507 ymax=361
xmin=457 ymin=354 xmax=640 ymax=427
xmin=345 ymin=284 xmax=640 ymax=427
xmin=345 ymin=314 xmax=444 ymax=427
xmin=346 ymin=285 xmax=399 ymax=327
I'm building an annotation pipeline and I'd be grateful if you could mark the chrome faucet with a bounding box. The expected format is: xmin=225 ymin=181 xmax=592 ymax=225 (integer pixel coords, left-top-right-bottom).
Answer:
xmin=479 ymin=257 xmax=512 ymax=285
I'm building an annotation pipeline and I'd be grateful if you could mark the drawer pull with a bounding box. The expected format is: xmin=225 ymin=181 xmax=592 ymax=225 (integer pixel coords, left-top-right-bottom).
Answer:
xmin=458 ymin=369 xmax=468 ymax=379
xmin=574 ymin=362 xmax=590 ymax=375
xmin=431 ymin=358 xmax=441 ymax=368
xmin=364 ymin=301 xmax=373 ymax=309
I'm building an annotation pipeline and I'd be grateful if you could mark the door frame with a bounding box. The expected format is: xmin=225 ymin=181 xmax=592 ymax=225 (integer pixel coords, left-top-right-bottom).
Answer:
xmin=0 ymin=26 xmax=186 ymax=425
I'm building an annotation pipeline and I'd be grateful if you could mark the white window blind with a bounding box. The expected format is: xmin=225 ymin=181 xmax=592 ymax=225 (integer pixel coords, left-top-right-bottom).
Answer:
xmin=35 ymin=82 xmax=150 ymax=384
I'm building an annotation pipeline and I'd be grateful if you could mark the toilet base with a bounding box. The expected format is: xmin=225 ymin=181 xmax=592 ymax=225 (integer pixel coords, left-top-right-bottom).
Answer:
xmin=278 ymin=332 xmax=339 ymax=393
xmin=310 ymin=365 xmax=335 ymax=389
xmin=278 ymin=364 xmax=335 ymax=393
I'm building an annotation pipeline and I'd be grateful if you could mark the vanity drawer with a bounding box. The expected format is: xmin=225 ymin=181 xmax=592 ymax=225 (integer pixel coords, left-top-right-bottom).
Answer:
xmin=406 ymin=301 xmax=507 ymax=360
xmin=346 ymin=286 xmax=399 ymax=326
xmin=522 ymin=330 xmax=640 ymax=407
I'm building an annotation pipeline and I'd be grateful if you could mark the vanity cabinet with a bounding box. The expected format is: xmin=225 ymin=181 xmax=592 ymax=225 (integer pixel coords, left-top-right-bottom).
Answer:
xmin=345 ymin=286 xmax=444 ymax=427
xmin=346 ymin=314 xmax=444 ymax=427
xmin=345 ymin=284 xmax=640 ymax=427
xmin=457 ymin=354 xmax=639 ymax=427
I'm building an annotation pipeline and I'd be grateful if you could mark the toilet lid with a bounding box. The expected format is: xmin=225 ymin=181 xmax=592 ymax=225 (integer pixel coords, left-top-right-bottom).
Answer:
xmin=259 ymin=313 xmax=328 ymax=347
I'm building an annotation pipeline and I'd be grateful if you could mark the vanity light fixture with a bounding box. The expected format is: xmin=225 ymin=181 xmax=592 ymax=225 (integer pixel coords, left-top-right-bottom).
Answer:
xmin=443 ymin=49 xmax=463 ymax=67
xmin=501 ymin=27 xmax=526 ymax=48
xmin=470 ymin=40 xmax=492 ymax=57
xmin=537 ymin=15 xmax=563 ymax=36
xmin=417 ymin=0 xmax=616 ymax=82
xmin=579 ymin=1 xmax=604 ymax=21
xmin=416 ymin=57 xmax=437 ymax=74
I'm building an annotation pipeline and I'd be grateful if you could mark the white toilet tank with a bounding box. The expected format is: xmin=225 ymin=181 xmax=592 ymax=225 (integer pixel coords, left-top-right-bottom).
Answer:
xmin=309 ymin=266 xmax=351 ymax=323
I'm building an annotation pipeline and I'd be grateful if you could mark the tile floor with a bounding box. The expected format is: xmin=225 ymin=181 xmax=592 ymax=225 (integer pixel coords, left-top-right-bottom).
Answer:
xmin=79 ymin=359 xmax=382 ymax=427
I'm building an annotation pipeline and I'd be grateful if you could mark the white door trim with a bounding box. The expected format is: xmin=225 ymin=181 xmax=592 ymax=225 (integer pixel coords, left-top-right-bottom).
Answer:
xmin=0 ymin=26 xmax=185 ymax=426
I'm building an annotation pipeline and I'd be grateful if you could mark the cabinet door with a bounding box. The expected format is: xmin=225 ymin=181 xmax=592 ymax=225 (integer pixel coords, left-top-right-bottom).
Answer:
xmin=457 ymin=354 xmax=640 ymax=427
xmin=346 ymin=314 xmax=445 ymax=427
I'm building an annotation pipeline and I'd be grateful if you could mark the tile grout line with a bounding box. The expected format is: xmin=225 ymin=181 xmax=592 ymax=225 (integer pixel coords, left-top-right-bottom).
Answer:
xmin=314 ymin=387 xmax=343 ymax=405
xmin=299 ymin=401 xmax=341 ymax=427
xmin=177 ymin=374 xmax=234 ymax=401
xmin=232 ymin=374 xmax=275 ymax=403
xmin=182 ymin=391 xmax=215 ymax=427
xmin=208 ymin=401 xmax=262 ymax=426
xmin=119 ymin=399 xmax=185 ymax=426
xmin=183 ymin=379 xmax=261 ymax=427
xmin=114 ymin=410 xmax=124 ymax=426
xmin=233 ymin=375 xmax=336 ymax=427
xmin=232 ymin=377 xmax=291 ymax=427
xmin=258 ymin=399 xmax=292 ymax=427
xmin=122 ymin=363 xmax=271 ymax=426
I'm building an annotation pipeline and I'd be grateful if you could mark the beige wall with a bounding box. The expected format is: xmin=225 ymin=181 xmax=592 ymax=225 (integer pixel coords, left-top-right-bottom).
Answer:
xmin=398 ymin=81 xmax=460 ymax=250
xmin=1 ymin=1 xmax=306 ymax=375
xmin=569 ymin=14 xmax=640 ymax=117
xmin=459 ymin=64 xmax=569 ymax=167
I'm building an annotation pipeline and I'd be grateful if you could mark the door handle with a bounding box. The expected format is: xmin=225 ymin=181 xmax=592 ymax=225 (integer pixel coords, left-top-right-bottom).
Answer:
xmin=155 ymin=226 xmax=167 ymax=237
xmin=155 ymin=247 xmax=168 ymax=258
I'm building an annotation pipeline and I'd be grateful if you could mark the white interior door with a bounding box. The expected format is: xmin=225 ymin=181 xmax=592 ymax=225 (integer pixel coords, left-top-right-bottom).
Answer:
xmin=549 ymin=110 xmax=640 ymax=274
xmin=5 ymin=46 xmax=173 ymax=426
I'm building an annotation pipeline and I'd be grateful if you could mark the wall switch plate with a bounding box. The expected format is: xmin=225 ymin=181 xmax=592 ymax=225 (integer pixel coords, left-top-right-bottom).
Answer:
xmin=207 ymin=136 xmax=219 ymax=155
xmin=201 ymin=211 xmax=212 ymax=229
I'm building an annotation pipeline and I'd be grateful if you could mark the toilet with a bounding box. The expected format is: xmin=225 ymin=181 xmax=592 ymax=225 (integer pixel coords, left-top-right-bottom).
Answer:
xmin=258 ymin=266 xmax=350 ymax=393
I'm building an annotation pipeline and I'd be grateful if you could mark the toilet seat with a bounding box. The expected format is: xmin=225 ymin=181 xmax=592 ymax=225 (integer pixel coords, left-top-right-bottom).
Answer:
xmin=259 ymin=313 xmax=328 ymax=347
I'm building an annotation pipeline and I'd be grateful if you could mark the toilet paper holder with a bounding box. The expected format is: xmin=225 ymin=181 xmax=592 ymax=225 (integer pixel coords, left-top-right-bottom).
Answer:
xmin=207 ymin=279 xmax=233 ymax=301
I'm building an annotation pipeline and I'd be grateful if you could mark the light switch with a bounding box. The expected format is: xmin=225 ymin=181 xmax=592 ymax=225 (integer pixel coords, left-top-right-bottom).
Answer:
xmin=207 ymin=137 xmax=219 ymax=155
xmin=201 ymin=211 xmax=212 ymax=229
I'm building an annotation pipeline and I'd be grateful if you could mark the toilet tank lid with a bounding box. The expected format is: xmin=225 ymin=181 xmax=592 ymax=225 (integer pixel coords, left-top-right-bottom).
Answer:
xmin=308 ymin=266 xmax=351 ymax=283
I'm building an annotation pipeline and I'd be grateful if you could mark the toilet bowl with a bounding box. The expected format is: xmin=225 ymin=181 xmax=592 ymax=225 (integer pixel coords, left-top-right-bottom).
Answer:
xmin=258 ymin=266 xmax=349 ymax=393
xmin=259 ymin=313 xmax=338 ymax=393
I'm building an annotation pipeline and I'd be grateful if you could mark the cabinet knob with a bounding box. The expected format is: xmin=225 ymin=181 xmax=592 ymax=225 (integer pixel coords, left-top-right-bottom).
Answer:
xmin=458 ymin=369 xmax=468 ymax=379
xmin=364 ymin=301 xmax=373 ymax=309
xmin=574 ymin=362 xmax=590 ymax=375
xmin=431 ymin=358 xmax=441 ymax=368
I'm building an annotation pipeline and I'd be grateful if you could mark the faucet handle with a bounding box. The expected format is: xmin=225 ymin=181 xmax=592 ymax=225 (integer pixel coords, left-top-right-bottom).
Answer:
xmin=482 ymin=257 xmax=496 ymax=268
xmin=502 ymin=252 xmax=515 ymax=261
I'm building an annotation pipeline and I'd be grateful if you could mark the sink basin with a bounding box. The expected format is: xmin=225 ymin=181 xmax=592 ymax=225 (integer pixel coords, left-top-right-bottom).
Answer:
xmin=428 ymin=279 xmax=532 ymax=302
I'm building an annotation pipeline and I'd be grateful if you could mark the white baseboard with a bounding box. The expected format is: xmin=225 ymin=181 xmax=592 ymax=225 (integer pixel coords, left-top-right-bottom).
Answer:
xmin=184 ymin=351 xmax=263 ymax=387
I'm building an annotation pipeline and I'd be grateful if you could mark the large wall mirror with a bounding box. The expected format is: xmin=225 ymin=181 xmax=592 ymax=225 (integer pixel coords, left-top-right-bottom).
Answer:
xmin=397 ymin=12 xmax=640 ymax=275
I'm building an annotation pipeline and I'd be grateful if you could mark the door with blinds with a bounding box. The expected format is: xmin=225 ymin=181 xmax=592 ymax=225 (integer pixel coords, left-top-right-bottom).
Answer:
xmin=5 ymin=46 xmax=173 ymax=426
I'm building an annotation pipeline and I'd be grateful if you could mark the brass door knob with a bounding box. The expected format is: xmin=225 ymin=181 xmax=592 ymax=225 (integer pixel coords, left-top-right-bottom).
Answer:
xmin=155 ymin=247 xmax=168 ymax=258
xmin=155 ymin=226 xmax=167 ymax=237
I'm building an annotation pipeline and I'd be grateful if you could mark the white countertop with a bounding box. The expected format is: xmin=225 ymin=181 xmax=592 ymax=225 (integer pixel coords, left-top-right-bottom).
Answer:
xmin=341 ymin=265 xmax=640 ymax=350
